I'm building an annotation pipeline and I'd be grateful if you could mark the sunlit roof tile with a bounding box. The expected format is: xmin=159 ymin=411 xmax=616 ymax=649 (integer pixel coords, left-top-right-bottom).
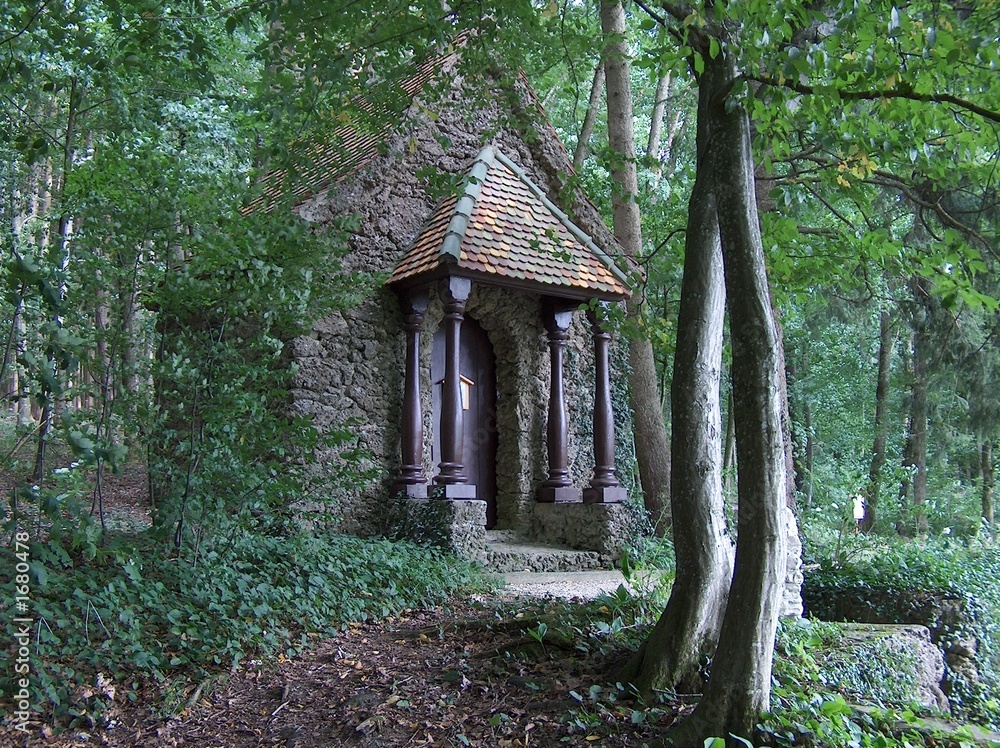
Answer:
xmin=387 ymin=146 xmax=628 ymax=300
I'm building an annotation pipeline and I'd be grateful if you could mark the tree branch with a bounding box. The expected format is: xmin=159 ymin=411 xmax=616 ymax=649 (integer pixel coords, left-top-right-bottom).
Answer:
xmin=868 ymin=170 xmax=999 ymax=260
xmin=0 ymin=0 xmax=53 ymax=47
xmin=631 ymin=0 xmax=713 ymax=51
xmin=748 ymin=74 xmax=1000 ymax=125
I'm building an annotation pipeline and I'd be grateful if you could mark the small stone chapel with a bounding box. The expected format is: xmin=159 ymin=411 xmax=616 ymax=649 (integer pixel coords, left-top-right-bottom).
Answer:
xmin=283 ymin=56 xmax=643 ymax=568
xmin=277 ymin=52 xmax=804 ymax=613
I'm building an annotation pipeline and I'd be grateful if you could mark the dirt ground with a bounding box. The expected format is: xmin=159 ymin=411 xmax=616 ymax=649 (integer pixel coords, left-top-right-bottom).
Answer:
xmin=1 ymin=449 xmax=683 ymax=748
xmin=5 ymin=597 xmax=686 ymax=748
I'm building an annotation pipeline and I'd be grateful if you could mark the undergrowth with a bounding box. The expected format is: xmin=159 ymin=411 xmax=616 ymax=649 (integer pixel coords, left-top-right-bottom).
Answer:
xmin=0 ymin=523 xmax=490 ymax=729
xmin=803 ymin=534 xmax=1000 ymax=728
xmin=501 ymin=566 xmax=999 ymax=748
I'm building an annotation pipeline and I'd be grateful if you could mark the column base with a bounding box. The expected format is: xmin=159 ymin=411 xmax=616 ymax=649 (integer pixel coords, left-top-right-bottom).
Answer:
xmin=536 ymin=486 xmax=580 ymax=503
xmin=430 ymin=483 xmax=478 ymax=500
xmin=393 ymin=482 xmax=428 ymax=499
xmin=582 ymin=486 xmax=627 ymax=504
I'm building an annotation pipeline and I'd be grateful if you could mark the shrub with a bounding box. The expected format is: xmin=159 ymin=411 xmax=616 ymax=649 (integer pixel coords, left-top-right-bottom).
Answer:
xmin=0 ymin=524 xmax=489 ymax=727
xmin=802 ymin=536 xmax=1000 ymax=727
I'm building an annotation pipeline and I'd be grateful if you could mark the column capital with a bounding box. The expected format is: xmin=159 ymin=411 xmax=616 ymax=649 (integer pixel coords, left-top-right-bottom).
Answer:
xmin=541 ymin=296 xmax=577 ymax=335
xmin=439 ymin=276 xmax=471 ymax=309
xmin=400 ymin=289 xmax=429 ymax=317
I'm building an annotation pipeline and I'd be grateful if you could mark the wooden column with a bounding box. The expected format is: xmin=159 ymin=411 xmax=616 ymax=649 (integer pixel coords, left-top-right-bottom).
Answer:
xmin=433 ymin=277 xmax=477 ymax=499
xmin=537 ymin=299 xmax=579 ymax=502
xmin=393 ymin=291 xmax=429 ymax=498
xmin=584 ymin=308 xmax=626 ymax=503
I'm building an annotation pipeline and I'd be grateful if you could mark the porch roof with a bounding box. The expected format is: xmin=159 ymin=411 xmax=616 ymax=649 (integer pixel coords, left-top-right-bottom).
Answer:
xmin=387 ymin=146 xmax=630 ymax=301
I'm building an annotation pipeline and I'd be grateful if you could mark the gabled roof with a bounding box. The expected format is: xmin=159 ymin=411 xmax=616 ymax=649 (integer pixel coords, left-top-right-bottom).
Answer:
xmin=388 ymin=146 xmax=630 ymax=301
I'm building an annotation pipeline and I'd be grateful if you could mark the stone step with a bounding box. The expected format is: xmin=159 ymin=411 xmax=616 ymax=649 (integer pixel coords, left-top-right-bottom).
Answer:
xmin=483 ymin=539 xmax=606 ymax=573
xmin=485 ymin=529 xmax=521 ymax=544
xmin=502 ymin=570 xmax=628 ymax=599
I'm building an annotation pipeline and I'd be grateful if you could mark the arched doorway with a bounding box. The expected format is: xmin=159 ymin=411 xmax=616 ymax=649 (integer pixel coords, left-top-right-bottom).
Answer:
xmin=431 ymin=316 xmax=498 ymax=528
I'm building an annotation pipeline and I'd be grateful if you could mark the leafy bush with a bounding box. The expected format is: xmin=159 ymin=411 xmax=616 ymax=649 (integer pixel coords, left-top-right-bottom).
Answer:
xmin=0 ymin=525 xmax=489 ymax=727
xmin=802 ymin=536 xmax=1000 ymax=727
xmin=626 ymin=530 xmax=676 ymax=574
xmin=773 ymin=619 xmax=926 ymax=711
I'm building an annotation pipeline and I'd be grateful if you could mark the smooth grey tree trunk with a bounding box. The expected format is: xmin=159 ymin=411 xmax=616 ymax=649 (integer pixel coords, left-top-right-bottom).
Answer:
xmin=646 ymin=72 xmax=671 ymax=160
xmin=861 ymin=309 xmax=894 ymax=533
xmin=573 ymin=61 xmax=605 ymax=172
xmin=600 ymin=0 xmax=671 ymax=530
xmin=619 ymin=79 xmax=733 ymax=692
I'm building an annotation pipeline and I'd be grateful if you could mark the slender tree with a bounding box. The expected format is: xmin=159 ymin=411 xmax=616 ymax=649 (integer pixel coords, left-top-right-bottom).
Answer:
xmin=983 ymin=440 xmax=995 ymax=532
xmin=600 ymin=0 xmax=672 ymax=531
xmin=860 ymin=308 xmax=895 ymax=532
xmin=574 ymin=60 xmax=605 ymax=172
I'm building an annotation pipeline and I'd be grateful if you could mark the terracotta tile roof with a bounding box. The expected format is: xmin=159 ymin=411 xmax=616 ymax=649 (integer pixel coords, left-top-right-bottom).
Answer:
xmin=388 ymin=147 xmax=629 ymax=300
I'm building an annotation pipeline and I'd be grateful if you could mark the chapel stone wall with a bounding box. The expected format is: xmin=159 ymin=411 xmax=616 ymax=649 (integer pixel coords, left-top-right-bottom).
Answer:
xmin=290 ymin=71 xmax=611 ymax=539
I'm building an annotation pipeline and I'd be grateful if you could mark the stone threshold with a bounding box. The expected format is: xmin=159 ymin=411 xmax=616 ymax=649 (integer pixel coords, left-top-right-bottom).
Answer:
xmin=483 ymin=532 xmax=607 ymax=573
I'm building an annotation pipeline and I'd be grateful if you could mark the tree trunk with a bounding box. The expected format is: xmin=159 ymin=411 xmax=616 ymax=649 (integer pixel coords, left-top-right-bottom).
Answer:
xmin=34 ymin=83 xmax=80 ymax=483
xmin=600 ymin=0 xmax=671 ymax=530
xmin=573 ymin=61 xmax=605 ymax=172
xmin=901 ymin=296 xmax=929 ymax=535
xmin=618 ymin=81 xmax=732 ymax=692
xmin=1 ymin=298 xmax=21 ymax=409
xmin=666 ymin=43 xmax=787 ymax=746
xmin=787 ymin=358 xmax=809 ymax=496
xmin=646 ymin=71 xmax=671 ymax=161
xmin=983 ymin=440 xmax=995 ymax=532
xmin=803 ymin=401 xmax=814 ymax=506
xmin=646 ymin=69 xmax=673 ymax=191
xmin=861 ymin=309 xmax=894 ymax=533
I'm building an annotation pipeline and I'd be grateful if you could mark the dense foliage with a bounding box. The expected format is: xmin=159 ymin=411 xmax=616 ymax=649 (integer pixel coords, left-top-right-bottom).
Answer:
xmin=804 ymin=535 xmax=1000 ymax=727
xmin=0 ymin=519 xmax=488 ymax=725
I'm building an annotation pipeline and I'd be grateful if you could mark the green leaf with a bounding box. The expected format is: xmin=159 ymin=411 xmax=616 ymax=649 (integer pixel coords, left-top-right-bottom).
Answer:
xmin=693 ymin=51 xmax=705 ymax=75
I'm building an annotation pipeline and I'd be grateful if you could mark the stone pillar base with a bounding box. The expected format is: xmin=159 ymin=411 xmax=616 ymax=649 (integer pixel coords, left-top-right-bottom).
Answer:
xmin=536 ymin=486 xmax=579 ymax=503
xmin=582 ymin=486 xmax=627 ymax=504
xmin=388 ymin=498 xmax=487 ymax=562
xmin=393 ymin=482 xmax=428 ymax=499
xmin=430 ymin=483 xmax=478 ymax=500
xmin=530 ymin=501 xmax=634 ymax=561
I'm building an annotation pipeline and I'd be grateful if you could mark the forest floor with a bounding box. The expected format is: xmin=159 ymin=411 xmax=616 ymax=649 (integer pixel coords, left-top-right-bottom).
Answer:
xmin=9 ymin=593 xmax=685 ymax=748
xmin=24 ymin=597 xmax=684 ymax=748
xmin=1 ymin=453 xmax=683 ymax=748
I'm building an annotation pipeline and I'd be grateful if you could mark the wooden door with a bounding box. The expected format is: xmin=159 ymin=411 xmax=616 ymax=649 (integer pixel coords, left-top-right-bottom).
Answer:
xmin=432 ymin=316 xmax=498 ymax=528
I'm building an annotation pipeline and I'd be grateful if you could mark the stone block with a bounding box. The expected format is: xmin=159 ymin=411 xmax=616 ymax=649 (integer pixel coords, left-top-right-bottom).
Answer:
xmin=529 ymin=502 xmax=634 ymax=560
xmin=387 ymin=497 xmax=487 ymax=563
